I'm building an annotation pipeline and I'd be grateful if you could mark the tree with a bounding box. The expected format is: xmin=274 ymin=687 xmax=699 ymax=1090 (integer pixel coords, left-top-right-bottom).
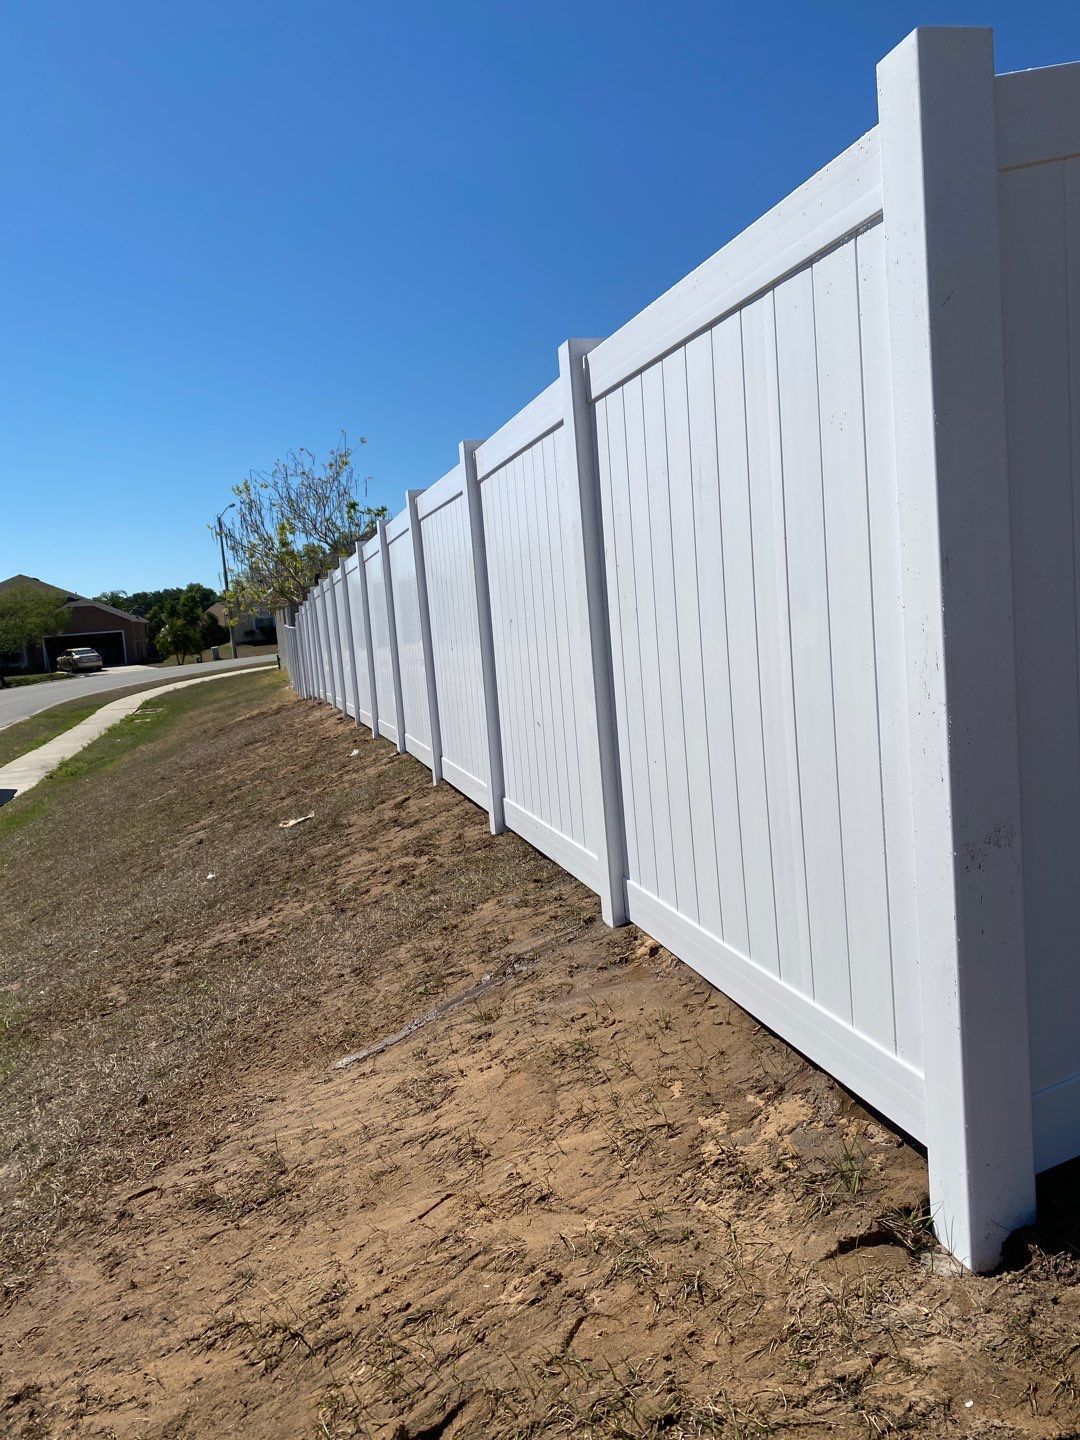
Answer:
xmin=94 ymin=589 xmax=130 ymax=609
xmin=156 ymin=616 xmax=202 ymax=666
xmin=94 ymin=584 xmax=219 ymax=622
xmin=220 ymin=434 xmax=388 ymax=612
xmin=0 ymin=584 xmax=71 ymax=671
xmin=94 ymin=584 xmax=224 ymax=660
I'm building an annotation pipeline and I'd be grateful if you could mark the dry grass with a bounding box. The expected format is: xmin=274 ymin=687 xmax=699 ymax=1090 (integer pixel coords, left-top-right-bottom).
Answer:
xmin=1 ymin=680 xmax=1080 ymax=1438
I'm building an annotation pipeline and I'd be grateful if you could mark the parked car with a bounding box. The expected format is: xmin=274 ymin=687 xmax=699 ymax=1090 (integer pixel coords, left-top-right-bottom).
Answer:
xmin=56 ymin=647 xmax=104 ymax=673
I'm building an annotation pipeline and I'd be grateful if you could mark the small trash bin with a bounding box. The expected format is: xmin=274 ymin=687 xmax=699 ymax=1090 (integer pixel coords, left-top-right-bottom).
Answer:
xmin=210 ymin=646 xmax=220 ymax=661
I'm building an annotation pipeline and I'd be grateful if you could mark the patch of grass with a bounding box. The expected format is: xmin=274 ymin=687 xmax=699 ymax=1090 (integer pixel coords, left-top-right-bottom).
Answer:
xmin=489 ymin=1352 xmax=775 ymax=1438
xmin=157 ymin=642 xmax=278 ymax=667
xmin=0 ymin=670 xmax=281 ymax=845
xmin=0 ymin=671 xmax=76 ymax=689
xmin=0 ymin=698 xmax=104 ymax=768
xmin=829 ymin=1137 xmax=869 ymax=1199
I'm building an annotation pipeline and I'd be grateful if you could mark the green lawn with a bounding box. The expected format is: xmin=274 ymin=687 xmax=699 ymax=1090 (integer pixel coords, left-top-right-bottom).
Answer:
xmin=156 ymin=642 xmax=278 ymax=667
xmin=0 ymin=698 xmax=109 ymax=769
xmin=0 ymin=662 xmax=277 ymax=770
xmin=1 ymin=671 xmax=76 ymax=689
xmin=0 ymin=669 xmax=284 ymax=843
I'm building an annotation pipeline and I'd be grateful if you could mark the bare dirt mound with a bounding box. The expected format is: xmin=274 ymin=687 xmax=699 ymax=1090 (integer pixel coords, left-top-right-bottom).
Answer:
xmin=2 ymin=677 xmax=1079 ymax=1438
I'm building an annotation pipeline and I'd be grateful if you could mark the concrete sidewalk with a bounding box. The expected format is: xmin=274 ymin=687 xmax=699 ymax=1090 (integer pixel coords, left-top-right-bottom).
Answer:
xmin=0 ymin=665 xmax=276 ymax=806
xmin=0 ymin=652 xmax=276 ymax=731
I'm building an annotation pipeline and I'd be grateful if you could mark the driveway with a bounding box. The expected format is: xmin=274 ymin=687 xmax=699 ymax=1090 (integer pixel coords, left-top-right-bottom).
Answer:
xmin=0 ymin=654 xmax=277 ymax=730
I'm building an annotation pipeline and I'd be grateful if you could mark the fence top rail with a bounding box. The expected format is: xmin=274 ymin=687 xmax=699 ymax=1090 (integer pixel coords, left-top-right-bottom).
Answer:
xmin=586 ymin=127 xmax=882 ymax=401
xmin=362 ymin=529 xmax=382 ymax=563
xmin=473 ymin=378 xmax=562 ymax=483
xmin=415 ymin=462 xmax=466 ymax=521
xmin=384 ymin=501 xmax=415 ymax=544
xmin=995 ymin=61 xmax=1080 ymax=170
xmin=341 ymin=550 xmax=360 ymax=579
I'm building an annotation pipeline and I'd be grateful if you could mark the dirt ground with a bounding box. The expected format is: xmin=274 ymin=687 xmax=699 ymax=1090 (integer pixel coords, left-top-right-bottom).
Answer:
xmin=2 ymin=672 xmax=1080 ymax=1439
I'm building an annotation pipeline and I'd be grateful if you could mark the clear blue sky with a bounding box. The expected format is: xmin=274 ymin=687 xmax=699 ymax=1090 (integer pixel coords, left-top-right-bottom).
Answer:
xmin=2 ymin=1 xmax=1078 ymax=598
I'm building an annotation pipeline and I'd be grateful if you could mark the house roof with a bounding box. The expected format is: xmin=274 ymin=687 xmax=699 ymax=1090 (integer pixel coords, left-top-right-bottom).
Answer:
xmin=0 ymin=575 xmax=147 ymax=627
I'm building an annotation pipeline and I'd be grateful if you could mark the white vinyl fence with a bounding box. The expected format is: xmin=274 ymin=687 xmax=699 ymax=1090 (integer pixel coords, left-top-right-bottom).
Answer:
xmin=282 ymin=28 xmax=1080 ymax=1271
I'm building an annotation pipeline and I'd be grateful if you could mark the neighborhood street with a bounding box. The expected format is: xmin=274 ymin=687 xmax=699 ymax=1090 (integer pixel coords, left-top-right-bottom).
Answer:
xmin=0 ymin=653 xmax=275 ymax=730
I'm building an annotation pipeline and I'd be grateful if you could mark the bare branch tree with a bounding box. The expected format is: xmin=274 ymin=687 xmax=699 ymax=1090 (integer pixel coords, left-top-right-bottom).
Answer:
xmin=219 ymin=434 xmax=388 ymax=612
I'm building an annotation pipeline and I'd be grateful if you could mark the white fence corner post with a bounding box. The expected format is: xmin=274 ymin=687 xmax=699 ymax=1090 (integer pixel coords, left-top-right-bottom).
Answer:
xmin=407 ymin=488 xmax=443 ymax=784
xmin=355 ymin=540 xmax=381 ymax=738
xmin=460 ymin=438 xmax=506 ymax=835
xmin=559 ymin=338 xmax=629 ymax=927
xmin=877 ymin=24 xmax=1035 ymax=1270
xmin=378 ymin=518 xmax=408 ymax=755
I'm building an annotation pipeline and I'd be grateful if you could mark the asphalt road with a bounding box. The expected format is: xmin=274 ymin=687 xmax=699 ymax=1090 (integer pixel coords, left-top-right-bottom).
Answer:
xmin=0 ymin=654 xmax=277 ymax=730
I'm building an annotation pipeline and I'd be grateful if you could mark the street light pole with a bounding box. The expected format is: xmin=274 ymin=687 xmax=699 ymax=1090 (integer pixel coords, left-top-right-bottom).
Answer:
xmin=215 ymin=503 xmax=239 ymax=660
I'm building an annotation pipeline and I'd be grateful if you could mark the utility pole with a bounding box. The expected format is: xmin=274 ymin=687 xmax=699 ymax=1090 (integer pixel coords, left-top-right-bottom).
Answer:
xmin=215 ymin=503 xmax=239 ymax=660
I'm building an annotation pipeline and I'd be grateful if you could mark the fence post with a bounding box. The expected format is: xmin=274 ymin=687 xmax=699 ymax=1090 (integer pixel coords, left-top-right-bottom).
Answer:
xmin=408 ymin=488 xmax=443 ymax=783
xmin=338 ymin=559 xmax=363 ymax=728
xmin=460 ymin=439 xmax=506 ymax=835
xmin=560 ymin=339 xmax=629 ymax=927
xmin=356 ymin=540 xmax=381 ymax=738
xmin=327 ymin=567 xmax=348 ymax=718
xmin=378 ymin=518 xmax=407 ymax=755
xmin=877 ymin=25 xmax=1035 ymax=1270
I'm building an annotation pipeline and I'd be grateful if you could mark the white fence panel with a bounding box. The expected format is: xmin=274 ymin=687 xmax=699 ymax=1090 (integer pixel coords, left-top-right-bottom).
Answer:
xmin=416 ymin=467 xmax=491 ymax=809
xmin=588 ymin=144 xmax=925 ymax=1140
xmin=475 ymin=383 xmax=600 ymax=892
xmin=280 ymin=621 xmax=296 ymax=690
xmin=343 ymin=552 xmax=374 ymax=729
xmin=301 ymin=602 xmax=316 ymax=700
xmin=386 ymin=508 xmax=433 ymax=767
xmin=363 ymin=536 xmax=399 ymax=745
xmin=315 ymin=581 xmax=335 ymax=704
xmin=327 ymin=568 xmax=348 ymax=714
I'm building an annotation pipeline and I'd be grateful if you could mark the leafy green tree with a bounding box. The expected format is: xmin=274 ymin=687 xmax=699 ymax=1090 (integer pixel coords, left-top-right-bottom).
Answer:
xmin=0 ymin=584 xmax=71 ymax=671
xmin=93 ymin=589 xmax=130 ymax=609
xmin=156 ymin=617 xmax=202 ymax=665
xmin=94 ymin=584 xmax=223 ymax=660
xmin=200 ymin=609 xmax=228 ymax=650
xmin=220 ymin=433 xmax=388 ymax=612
